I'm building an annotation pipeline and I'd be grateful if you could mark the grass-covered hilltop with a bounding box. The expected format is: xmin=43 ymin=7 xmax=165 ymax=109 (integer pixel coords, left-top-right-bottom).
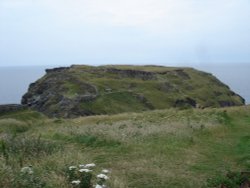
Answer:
xmin=22 ymin=65 xmax=244 ymax=118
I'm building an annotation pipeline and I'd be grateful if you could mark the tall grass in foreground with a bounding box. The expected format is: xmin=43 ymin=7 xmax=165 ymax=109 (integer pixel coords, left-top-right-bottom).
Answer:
xmin=0 ymin=135 xmax=62 ymax=187
xmin=0 ymin=106 xmax=249 ymax=187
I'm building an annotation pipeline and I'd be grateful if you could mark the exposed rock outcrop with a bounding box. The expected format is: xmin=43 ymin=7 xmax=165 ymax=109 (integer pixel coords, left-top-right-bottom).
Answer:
xmin=22 ymin=70 xmax=98 ymax=118
xmin=106 ymin=68 xmax=155 ymax=80
xmin=174 ymin=97 xmax=197 ymax=108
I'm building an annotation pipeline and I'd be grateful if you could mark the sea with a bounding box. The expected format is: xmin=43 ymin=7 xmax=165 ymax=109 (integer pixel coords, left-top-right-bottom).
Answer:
xmin=0 ymin=64 xmax=249 ymax=105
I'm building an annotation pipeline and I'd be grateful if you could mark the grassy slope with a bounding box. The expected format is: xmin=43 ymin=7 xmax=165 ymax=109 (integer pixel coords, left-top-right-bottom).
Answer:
xmin=0 ymin=106 xmax=250 ymax=187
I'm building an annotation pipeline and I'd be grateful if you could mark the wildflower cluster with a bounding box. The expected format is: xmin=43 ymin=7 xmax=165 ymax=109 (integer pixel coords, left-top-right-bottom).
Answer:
xmin=20 ymin=166 xmax=33 ymax=175
xmin=66 ymin=163 xmax=110 ymax=188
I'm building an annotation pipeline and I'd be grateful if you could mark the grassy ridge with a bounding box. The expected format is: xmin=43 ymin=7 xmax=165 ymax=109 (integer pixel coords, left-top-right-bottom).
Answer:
xmin=68 ymin=65 xmax=242 ymax=111
xmin=69 ymin=65 xmax=243 ymax=109
xmin=0 ymin=106 xmax=249 ymax=187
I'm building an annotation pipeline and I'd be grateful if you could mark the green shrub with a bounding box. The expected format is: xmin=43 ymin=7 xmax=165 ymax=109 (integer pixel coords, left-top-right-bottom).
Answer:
xmin=207 ymin=171 xmax=248 ymax=188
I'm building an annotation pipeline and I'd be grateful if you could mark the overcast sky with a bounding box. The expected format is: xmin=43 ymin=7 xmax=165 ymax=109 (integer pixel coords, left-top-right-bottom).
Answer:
xmin=0 ymin=0 xmax=250 ymax=67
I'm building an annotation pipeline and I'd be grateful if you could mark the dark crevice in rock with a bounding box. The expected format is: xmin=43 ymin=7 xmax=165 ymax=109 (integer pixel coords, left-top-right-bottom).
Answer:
xmin=106 ymin=68 xmax=156 ymax=80
xmin=174 ymin=98 xmax=197 ymax=108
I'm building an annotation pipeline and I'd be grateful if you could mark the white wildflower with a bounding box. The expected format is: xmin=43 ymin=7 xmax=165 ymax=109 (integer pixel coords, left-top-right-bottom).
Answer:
xmin=20 ymin=166 xmax=33 ymax=175
xmin=85 ymin=163 xmax=96 ymax=168
xmin=79 ymin=168 xmax=92 ymax=173
xmin=69 ymin=166 xmax=77 ymax=170
xmin=95 ymin=184 xmax=103 ymax=188
xmin=102 ymin=169 xmax=110 ymax=174
xmin=71 ymin=180 xmax=81 ymax=185
xmin=97 ymin=173 xmax=109 ymax=180
xmin=79 ymin=164 xmax=85 ymax=168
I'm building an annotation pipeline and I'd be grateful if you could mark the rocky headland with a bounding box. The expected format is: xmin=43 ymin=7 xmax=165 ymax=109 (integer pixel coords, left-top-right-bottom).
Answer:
xmin=21 ymin=65 xmax=245 ymax=118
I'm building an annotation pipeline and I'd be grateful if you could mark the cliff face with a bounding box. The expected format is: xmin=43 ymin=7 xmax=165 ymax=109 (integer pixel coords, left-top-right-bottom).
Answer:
xmin=22 ymin=65 xmax=245 ymax=118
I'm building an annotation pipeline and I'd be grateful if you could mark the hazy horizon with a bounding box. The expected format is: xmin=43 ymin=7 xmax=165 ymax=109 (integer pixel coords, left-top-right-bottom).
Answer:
xmin=0 ymin=63 xmax=249 ymax=105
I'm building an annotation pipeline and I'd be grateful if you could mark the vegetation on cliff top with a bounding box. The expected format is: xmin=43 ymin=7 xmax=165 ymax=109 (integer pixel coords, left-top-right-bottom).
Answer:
xmin=21 ymin=65 xmax=244 ymax=118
